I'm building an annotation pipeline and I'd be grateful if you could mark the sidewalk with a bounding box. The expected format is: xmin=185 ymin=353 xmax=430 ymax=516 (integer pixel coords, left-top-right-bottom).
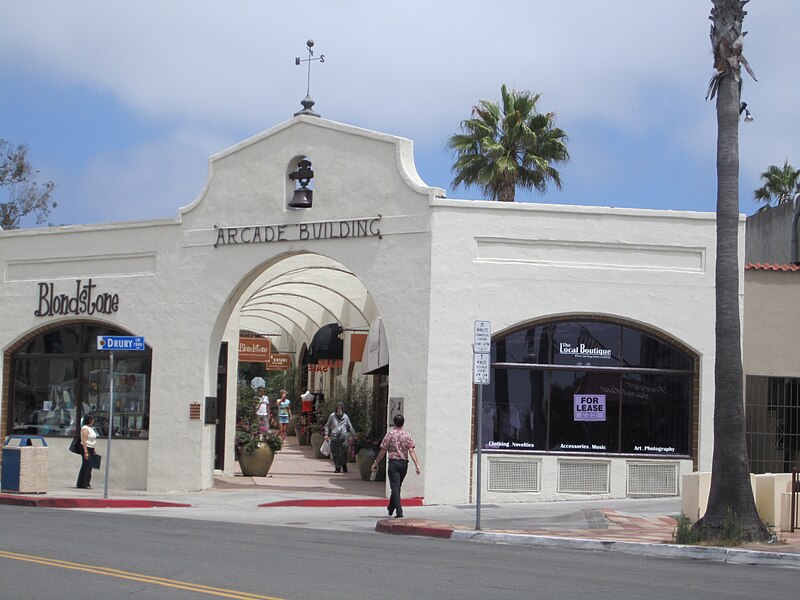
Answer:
xmin=2 ymin=439 xmax=799 ymax=568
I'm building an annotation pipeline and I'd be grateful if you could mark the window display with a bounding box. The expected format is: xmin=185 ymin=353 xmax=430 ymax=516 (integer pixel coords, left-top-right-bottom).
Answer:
xmin=483 ymin=319 xmax=693 ymax=456
xmin=9 ymin=324 xmax=151 ymax=439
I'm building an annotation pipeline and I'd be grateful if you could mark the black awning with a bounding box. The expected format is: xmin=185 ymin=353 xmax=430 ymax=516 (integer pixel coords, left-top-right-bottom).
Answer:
xmin=307 ymin=323 xmax=343 ymax=363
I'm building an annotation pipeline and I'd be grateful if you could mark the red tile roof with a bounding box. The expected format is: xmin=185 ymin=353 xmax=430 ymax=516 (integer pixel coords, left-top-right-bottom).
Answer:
xmin=745 ymin=262 xmax=800 ymax=272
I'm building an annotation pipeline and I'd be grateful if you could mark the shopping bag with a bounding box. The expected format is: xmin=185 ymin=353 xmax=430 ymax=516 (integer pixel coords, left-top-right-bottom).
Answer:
xmin=90 ymin=453 xmax=102 ymax=470
xmin=320 ymin=438 xmax=331 ymax=457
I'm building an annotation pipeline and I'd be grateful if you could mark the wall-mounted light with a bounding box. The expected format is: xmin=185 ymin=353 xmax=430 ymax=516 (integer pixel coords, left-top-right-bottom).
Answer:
xmin=288 ymin=158 xmax=314 ymax=209
xmin=739 ymin=102 xmax=754 ymax=123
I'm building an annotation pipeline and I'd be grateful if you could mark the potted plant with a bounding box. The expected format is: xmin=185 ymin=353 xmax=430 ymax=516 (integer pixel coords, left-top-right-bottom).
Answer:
xmin=236 ymin=384 xmax=282 ymax=476
xmin=350 ymin=433 xmax=385 ymax=481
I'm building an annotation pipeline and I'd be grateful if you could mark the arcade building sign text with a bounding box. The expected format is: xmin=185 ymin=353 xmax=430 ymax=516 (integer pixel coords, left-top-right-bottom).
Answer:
xmin=214 ymin=216 xmax=382 ymax=248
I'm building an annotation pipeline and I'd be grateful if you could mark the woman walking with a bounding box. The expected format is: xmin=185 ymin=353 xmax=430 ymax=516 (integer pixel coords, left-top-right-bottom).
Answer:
xmin=372 ymin=414 xmax=420 ymax=518
xmin=76 ymin=414 xmax=97 ymax=489
xmin=276 ymin=390 xmax=292 ymax=444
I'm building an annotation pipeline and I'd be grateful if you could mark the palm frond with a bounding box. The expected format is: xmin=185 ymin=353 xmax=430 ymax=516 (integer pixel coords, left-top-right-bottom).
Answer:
xmin=447 ymin=85 xmax=569 ymax=201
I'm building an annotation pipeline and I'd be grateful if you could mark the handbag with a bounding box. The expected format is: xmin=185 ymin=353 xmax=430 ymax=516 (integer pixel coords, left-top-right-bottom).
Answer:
xmin=320 ymin=438 xmax=331 ymax=457
xmin=90 ymin=453 xmax=102 ymax=470
xmin=69 ymin=435 xmax=83 ymax=455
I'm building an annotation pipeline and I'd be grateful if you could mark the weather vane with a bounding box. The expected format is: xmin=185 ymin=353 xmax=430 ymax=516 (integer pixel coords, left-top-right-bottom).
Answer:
xmin=294 ymin=39 xmax=325 ymax=117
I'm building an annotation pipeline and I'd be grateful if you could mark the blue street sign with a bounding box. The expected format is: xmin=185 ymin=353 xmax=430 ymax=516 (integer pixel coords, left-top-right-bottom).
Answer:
xmin=97 ymin=336 xmax=145 ymax=351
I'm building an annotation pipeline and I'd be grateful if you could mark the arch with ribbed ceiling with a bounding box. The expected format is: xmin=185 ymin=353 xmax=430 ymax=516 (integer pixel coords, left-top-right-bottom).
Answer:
xmin=236 ymin=253 xmax=375 ymax=353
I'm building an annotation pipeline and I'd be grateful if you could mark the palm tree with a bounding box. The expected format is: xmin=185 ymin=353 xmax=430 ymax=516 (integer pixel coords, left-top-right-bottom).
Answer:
xmin=447 ymin=85 xmax=569 ymax=202
xmin=753 ymin=159 xmax=800 ymax=207
xmin=694 ymin=0 xmax=769 ymax=542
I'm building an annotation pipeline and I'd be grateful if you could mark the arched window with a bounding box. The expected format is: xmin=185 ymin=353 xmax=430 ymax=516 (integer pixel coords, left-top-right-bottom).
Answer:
xmin=482 ymin=319 xmax=693 ymax=456
xmin=8 ymin=323 xmax=152 ymax=439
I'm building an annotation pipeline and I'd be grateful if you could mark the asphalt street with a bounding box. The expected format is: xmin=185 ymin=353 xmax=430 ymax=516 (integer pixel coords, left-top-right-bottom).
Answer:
xmin=1 ymin=505 xmax=797 ymax=600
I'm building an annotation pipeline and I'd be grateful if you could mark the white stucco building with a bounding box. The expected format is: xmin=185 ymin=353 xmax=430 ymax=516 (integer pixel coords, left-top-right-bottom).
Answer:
xmin=1 ymin=116 xmax=727 ymax=504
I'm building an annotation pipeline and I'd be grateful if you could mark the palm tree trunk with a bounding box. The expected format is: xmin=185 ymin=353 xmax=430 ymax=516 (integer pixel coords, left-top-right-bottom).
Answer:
xmin=693 ymin=10 xmax=769 ymax=540
xmin=498 ymin=173 xmax=516 ymax=202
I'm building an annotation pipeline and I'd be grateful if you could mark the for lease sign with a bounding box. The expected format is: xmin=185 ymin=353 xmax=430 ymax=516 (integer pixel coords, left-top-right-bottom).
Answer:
xmin=574 ymin=394 xmax=606 ymax=421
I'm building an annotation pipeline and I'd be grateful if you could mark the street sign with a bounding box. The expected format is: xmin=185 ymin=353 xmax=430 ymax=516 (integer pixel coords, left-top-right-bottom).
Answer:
xmin=474 ymin=320 xmax=491 ymax=353
xmin=96 ymin=336 xmax=146 ymax=351
xmin=473 ymin=352 xmax=490 ymax=385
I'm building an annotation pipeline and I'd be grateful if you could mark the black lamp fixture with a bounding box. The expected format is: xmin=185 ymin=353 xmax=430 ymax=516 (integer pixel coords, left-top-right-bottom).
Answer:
xmin=288 ymin=158 xmax=314 ymax=209
xmin=739 ymin=102 xmax=754 ymax=123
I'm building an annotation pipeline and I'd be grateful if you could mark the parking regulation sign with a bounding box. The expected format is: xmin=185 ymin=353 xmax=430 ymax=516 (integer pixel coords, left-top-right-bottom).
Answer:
xmin=97 ymin=336 xmax=145 ymax=351
xmin=473 ymin=320 xmax=491 ymax=353
xmin=473 ymin=352 xmax=490 ymax=385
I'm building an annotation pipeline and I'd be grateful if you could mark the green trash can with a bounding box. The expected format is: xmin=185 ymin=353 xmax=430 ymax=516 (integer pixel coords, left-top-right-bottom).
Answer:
xmin=1 ymin=435 xmax=49 ymax=494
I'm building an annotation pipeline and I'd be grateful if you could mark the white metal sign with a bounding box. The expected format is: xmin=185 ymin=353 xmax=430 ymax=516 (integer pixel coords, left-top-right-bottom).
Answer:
xmin=473 ymin=352 xmax=490 ymax=385
xmin=473 ymin=320 xmax=491 ymax=353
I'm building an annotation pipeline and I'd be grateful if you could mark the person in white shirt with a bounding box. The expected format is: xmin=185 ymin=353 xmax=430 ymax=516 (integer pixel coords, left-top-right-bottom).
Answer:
xmin=76 ymin=414 xmax=97 ymax=489
xmin=255 ymin=388 xmax=270 ymax=427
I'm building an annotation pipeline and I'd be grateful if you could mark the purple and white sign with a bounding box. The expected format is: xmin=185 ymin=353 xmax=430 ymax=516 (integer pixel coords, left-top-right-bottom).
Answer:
xmin=574 ymin=394 xmax=606 ymax=421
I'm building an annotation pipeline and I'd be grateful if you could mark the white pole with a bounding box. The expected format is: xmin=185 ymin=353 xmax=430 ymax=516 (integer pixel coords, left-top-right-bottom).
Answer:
xmin=476 ymin=383 xmax=483 ymax=530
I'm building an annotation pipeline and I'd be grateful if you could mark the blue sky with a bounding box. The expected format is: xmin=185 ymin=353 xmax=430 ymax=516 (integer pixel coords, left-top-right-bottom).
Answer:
xmin=1 ymin=1 xmax=798 ymax=228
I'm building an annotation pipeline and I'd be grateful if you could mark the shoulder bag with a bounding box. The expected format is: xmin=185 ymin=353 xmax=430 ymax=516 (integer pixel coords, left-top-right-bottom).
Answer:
xmin=69 ymin=434 xmax=83 ymax=455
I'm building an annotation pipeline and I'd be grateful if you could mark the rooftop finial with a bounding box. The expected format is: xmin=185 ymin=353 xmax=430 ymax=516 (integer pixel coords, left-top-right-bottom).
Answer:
xmin=294 ymin=39 xmax=325 ymax=117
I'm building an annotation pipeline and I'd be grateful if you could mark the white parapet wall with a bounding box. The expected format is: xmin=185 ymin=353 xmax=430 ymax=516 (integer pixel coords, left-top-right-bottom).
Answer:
xmin=682 ymin=472 xmax=797 ymax=532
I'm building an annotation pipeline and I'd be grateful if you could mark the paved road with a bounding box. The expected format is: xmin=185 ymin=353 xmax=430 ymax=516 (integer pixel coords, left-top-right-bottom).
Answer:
xmin=1 ymin=505 xmax=797 ymax=600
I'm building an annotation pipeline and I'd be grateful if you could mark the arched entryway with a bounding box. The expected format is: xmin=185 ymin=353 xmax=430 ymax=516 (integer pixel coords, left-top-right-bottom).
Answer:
xmin=215 ymin=252 xmax=390 ymax=483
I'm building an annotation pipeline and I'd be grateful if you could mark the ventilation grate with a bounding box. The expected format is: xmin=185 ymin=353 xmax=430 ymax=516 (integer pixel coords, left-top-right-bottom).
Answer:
xmin=626 ymin=462 xmax=679 ymax=496
xmin=487 ymin=459 xmax=539 ymax=492
xmin=557 ymin=460 xmax=609 ymax=494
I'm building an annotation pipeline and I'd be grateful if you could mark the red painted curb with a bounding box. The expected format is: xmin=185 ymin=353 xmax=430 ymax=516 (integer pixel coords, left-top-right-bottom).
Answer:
xmin=259 ymin=496 xmax=424 ymax=508
xmin=374 ymin=518 xmax=453 ymax=539
xmin=0 ymin=494 xmax=190 ymax=509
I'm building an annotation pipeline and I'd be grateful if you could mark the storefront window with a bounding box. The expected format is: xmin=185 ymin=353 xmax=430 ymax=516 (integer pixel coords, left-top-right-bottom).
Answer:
xmin=551 ymin=321 xmax=621 ymax=367
xmin=482 ymin=319 xmax=693 ymax=457
xmin=8 ymin=324 xmax=151 ymax=439
xmin=548 ymin=370 xmax=620 ymax=452
xmin=619 ymin=373 xmax=690 ymax=455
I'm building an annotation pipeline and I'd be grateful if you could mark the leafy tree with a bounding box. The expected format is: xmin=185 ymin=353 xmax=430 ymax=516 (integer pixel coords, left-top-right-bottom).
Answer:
xmin=753 ymin=159 xmax=800 ymax=208
xmin=0 ymin=139 xmax=56 ymax=229
xmin=694 ymin=0 xmax=769 ymax=542
xmin=448 ymin=85 xmax=569 ymax=202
